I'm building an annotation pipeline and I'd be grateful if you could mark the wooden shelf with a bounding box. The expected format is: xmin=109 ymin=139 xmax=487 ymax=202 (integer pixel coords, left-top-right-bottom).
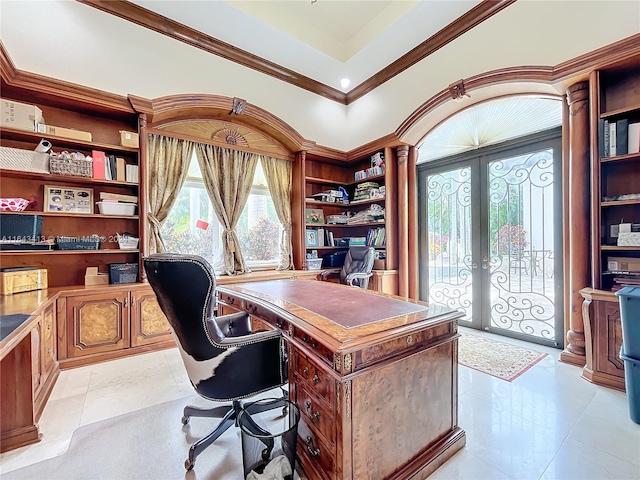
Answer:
xmin=601 ymin=152 xmax=640 ymax=163
xmin=0 ymin=127 xmax=138 ymax=154
xmin=0 ymin=169 xmax=138 ymax=188
xmin=0 ymin=249 xmax=139 ymax=256
xmin=0 ymin=211 xmax=138 ymax=220
xmin=349 ymin=173 xmax=385 ymax=185
xmin=601 ymin=199 xmax=640 ymax=207
xmin=601 ymin=245 xmax=640 ymax=251
xmin=600 ymin=104 xmax=640 ymax=119
xmin=305 ymin=176 xmax=344 ymax=186
xmin=305 ymin=222 xmax=385 ymax=228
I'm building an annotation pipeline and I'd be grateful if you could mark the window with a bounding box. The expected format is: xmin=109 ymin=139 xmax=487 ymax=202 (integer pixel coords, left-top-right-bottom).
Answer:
xmin=161 ymin=152 xmax=282 ymax=271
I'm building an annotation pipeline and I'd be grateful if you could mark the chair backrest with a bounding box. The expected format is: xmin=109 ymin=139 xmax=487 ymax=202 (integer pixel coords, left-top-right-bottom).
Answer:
xmin=144 ymin=253 xmax=224 ymax=361
xmin=340 ymin=246 xmax=375 ymax=288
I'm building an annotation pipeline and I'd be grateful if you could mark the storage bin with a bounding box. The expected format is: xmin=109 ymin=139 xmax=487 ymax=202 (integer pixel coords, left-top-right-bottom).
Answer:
xmin=238 ymin=398 xmax=299 ymax=480
xmin=620 ymin=346 xmax=640 ymax=424
xmin=50 ymin=155 xmax=93 ymax=178
xmin=616 ymin=286 xmax=640 ymax=358
xmin=109 ymin=263 xmax=139 ymax=284
xmin=56 ymin=236 xmax=100 ymax=250
xmin=0 ymin=146 xmax=50 ymax=174
xmin=96 ymin=202 xmax=136 ymax=216
xmin=323 ymin=251 xmax=346 ymax=268
xmin=0 ymin=213 xmax=43 ymax=242
xmin=116 ymin=233 xmax=139 ymax=250
xmin=306 ymin=258 xmax=323 ymax=270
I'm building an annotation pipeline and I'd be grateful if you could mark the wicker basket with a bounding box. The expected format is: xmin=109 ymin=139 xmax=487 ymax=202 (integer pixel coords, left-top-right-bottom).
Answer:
xmin=0 ymin=146 xmax=50 ymax=174
xmin=50 ymin=157 xmax=93 ymax=178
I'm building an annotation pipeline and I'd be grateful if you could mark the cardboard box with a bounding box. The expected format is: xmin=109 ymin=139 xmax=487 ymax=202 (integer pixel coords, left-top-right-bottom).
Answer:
xmin=374 ymin=259 xmax=386 ymax=270
xmin=618 ymin=232 xmax=640 ymax=247
xmin=119 ymin=130 xmax=139 ymax=148
xmin=0 ymin=267 xmax=48 ymax=295
xmin=607 ymin=256 xmax=640 ymax=273
xmin=37 ymin=124 xmax=92 ymax=142
xmin=1 ymin=98 xmax=44 ymax=132
xmin=85 ymin=267 xmax=109 ymax=286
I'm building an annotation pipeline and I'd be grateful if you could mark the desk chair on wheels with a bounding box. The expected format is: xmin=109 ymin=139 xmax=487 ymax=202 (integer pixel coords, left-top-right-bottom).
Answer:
xmin=320 ymin=246 xmax=375 ymax=289
xmin=144 ymin=253 xmax=288 ymax=472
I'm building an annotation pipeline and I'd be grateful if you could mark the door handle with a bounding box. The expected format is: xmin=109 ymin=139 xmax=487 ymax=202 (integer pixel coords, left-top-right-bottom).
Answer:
xmin=482 ymin=263 xmax=489 ymax=269
xmin=472 ymin=263 xmax=478 ymax=269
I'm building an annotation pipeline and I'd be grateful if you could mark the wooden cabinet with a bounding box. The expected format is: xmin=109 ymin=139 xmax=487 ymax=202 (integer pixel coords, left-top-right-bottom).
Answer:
xmin=0 ymin=87 xmax=143 ymax=288
xmin=582 ymin=60 xmax=640 ymax=390
xmin=34 ymin=302 xmax=58 ymax=415
xmin=58 ymin=285 xmax=172 ymax=368
xmin=299 ymin=147 xmax=398 ymax=294
xmin=130 ymin=289 xmax=172 ymax=346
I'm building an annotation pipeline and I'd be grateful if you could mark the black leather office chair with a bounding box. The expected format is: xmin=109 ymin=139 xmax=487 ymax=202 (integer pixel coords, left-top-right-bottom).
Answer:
xmin=144 ymin=253 xmax=288 ymax=472
xmin=320 ymin=246 xmax=375 ymax=289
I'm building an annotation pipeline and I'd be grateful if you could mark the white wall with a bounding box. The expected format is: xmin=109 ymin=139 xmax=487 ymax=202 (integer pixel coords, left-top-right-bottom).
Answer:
xmin=1 ymin=0 xmax=638 ymax=151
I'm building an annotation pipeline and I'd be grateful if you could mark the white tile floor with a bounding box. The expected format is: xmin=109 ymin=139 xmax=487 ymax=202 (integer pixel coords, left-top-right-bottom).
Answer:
xmin=1 ymin=329 xmax=639 ymax=479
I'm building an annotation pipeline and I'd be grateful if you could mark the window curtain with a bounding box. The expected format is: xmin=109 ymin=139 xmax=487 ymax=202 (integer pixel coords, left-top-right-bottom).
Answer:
xmin=194 ymin=144 xmax=258 ymax=275
xmin=262 ymin=156 xmax=293 ymax=270
xmin=147 ymin=134 xmax=194 ymax=254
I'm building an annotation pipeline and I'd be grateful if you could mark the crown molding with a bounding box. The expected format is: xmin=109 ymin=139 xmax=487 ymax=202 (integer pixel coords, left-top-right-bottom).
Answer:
xmin=0 ymin=41 xmax=133 ymax=115
xmin=76 ymin=0 xmax=346 ymax=104
xmin=76 ymin=0 xmax=515 ymax=106
xmin=347 ymin=0 xmax=517 ymax=104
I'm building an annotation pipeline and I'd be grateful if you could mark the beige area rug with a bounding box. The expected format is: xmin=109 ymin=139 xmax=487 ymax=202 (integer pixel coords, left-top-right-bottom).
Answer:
xmin=3 ymin=395 xmax=300 ymax=480
xmin=458 ymin=332 xmax=548 ymax=382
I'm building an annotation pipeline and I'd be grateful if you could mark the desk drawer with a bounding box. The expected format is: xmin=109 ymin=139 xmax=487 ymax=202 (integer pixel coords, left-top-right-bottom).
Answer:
xmin=292 ymin=327 xmax=333 ymax=367
xmin=297 ymin=417 xmax=335 ymax=480
xmin=294 ymin=350 xmax=334 ymax=402
xmin=296 ymin=384 xmax=335 ymax=445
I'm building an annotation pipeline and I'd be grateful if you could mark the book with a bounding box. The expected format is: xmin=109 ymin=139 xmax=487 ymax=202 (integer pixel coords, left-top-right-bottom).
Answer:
xmin=616 ymin=118 xmax=629 ymax=156
xmin=116 ymin=157 xmax=126 ymax=182
xmin=629 ymin=122 xmax=640 ymax=154
xmin=602 ymin=119 xmax=610 ymax=158
xmin=91 ymin=150 xmax=106 ymax=179
xmin=609 ymin=121 xmax=617 ymax=156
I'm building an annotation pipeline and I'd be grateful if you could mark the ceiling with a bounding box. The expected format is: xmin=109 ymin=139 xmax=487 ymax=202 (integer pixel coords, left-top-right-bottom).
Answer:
xmin=131 ymin=0 xmax=484 ymax=91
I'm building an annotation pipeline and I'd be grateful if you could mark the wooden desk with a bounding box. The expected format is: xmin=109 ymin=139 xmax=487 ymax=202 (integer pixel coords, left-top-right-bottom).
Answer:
xmin=217 ymin=280 xmax=465 ymax=480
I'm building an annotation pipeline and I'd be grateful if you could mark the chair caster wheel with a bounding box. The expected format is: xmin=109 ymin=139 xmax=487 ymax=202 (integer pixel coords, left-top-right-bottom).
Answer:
xmin=185 ymin=458 xmax=195 ymax=471
xmin=181 ymin=416 xmax=190 ymax=425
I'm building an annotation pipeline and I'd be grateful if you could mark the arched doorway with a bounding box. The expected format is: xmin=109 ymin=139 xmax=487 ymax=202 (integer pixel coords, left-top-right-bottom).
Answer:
xmin=417 ymin=95 xmax=564 ymax=347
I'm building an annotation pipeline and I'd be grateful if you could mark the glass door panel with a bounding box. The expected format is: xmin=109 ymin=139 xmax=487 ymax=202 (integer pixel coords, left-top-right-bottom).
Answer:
xmin=486 ymin=149 xmax=558 ymax=343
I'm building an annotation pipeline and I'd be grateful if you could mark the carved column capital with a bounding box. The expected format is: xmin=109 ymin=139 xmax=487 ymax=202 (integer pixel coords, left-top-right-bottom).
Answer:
xmin=566 ymin=81 xmax=589 ymax=116
xmin=397 ymin=145 xmax=409 ymax=165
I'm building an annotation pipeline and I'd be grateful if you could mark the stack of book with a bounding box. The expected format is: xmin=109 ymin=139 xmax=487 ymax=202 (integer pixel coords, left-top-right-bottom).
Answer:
xmin=599 ymin=119 xmax=640 ymax=157
xmin=91 ymin=150 xmax=139 ymax=182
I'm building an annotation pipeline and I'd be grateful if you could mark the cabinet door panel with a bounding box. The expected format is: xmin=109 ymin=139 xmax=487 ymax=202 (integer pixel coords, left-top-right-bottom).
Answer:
xmin=30 ymin=320 xmax=43 ymax=394
xmin=130 ymin=290 xmax=172 ymax=347
xmin=41 ymin=303 xmax=57 ymax=383
xmin=66 ymin=292 xmax=129 ymax=358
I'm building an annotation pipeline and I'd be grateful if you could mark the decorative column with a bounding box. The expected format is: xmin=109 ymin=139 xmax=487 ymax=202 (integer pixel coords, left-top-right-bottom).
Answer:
xmin=560 ymin=81 xmax=590 ymax=366
xmin=138 ymin=113 xmax=148 ymax=282
xmin=397 ymin=145 xmax=410 ymax=298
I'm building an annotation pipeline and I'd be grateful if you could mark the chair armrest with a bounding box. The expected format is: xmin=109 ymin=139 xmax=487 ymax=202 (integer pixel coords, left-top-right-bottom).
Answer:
xmin=216 ymin=328 xmax=282 ymax=348
xmin=319 ymin=268 xmax=340 ymax=281
xmin=209 ymin=311 xmax=252 ymax=338
xmin=345 ymin=271 xmax=373 ymax=286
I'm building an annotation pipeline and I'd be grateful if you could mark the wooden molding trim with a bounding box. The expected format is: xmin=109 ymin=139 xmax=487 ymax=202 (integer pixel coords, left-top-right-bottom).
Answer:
xmin=397 ymin=35 xmax=640 ymax=141
xmin=347 ymin=0 xmax=517 ymax=104
xmin=76 ymin=0 xmax=515 ymax=106
xmin=76 ymin=0 xmax=345 ymax=104
xmin=346 ymin=134 xmax=405 ymax=161
xmin=129 ymin=93 xmax=315 ymax=154
xmin=0 ymin=41 xmax=133 ymax=114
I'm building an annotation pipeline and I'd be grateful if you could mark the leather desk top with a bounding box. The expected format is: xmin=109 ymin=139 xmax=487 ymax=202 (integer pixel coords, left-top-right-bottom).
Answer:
xmin=228 ymin=280 xmax=426 ymax=328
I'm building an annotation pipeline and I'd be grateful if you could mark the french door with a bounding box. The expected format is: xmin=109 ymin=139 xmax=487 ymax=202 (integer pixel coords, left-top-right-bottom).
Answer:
xmin=418 ymin=131 xmax=563 ymax=347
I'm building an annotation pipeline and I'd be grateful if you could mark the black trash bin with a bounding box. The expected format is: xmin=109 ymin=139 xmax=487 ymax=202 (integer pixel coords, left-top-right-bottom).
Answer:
xmin=238 ymin=397 xmax=300 ymax=480
xmin=616 ymin=286 xmax=640 ymax=358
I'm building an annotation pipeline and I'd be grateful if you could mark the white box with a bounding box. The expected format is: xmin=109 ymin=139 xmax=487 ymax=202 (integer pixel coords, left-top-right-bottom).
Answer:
xmin=116 ymin=234 xmax=139 ymax=250
xmin=96 ymin=202 xmax=136 ymax=216
xmin=618 ymin=232 xmax=640 ymax=247
xmin=1 ymin=99 xmax=44 ymax=132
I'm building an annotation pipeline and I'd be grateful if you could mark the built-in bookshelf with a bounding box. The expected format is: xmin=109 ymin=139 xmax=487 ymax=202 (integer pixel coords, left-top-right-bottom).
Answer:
xmin=591 ymin=63 xmax=640 ymax=291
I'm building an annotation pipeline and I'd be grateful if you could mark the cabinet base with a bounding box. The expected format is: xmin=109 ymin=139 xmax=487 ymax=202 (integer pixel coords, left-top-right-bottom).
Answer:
xmin=559 ymin=350 xmax=586 ymax=367
xmin=582 ymin=367 xmax=625 ymax=392
xmin=58 ymin=340 xmax=176 ymax=369
xmin=0 ymin=425 xmax=41 ymax=453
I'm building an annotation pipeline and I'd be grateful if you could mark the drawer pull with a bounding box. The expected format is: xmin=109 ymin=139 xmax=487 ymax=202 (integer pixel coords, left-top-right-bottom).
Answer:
xmin=227 ymin=297 xmax=235 ymax=305
xmin=302 ymin=335 xmax=318 ymax=348
xmin=247 ymin=304 xmax=258 ymax=314
xmin=303 ymin=367 xmax=309 ymax=375
xmin=313 ymin=374 xmax=319 ymax=384
xmin=304 ymin=400 xmax=320 ymax=420
xmin=276 ymin=320 xmax=285 ymax=329
xmin=305 ymin=436 xmax=320 ymax=457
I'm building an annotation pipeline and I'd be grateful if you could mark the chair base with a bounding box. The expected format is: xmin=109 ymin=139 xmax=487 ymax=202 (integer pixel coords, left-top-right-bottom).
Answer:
xmin=181 ymin=390 xmax=288 ymax=471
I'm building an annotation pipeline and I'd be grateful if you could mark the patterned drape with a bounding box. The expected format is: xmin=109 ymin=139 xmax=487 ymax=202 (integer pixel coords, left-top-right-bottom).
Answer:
xmin=262 ymin=156 xmax=293 ymax=270
xmin=195 ymin=144 xmax=258 ymax=275
xmin=147 ymin=134 xmax=194 ymax=254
